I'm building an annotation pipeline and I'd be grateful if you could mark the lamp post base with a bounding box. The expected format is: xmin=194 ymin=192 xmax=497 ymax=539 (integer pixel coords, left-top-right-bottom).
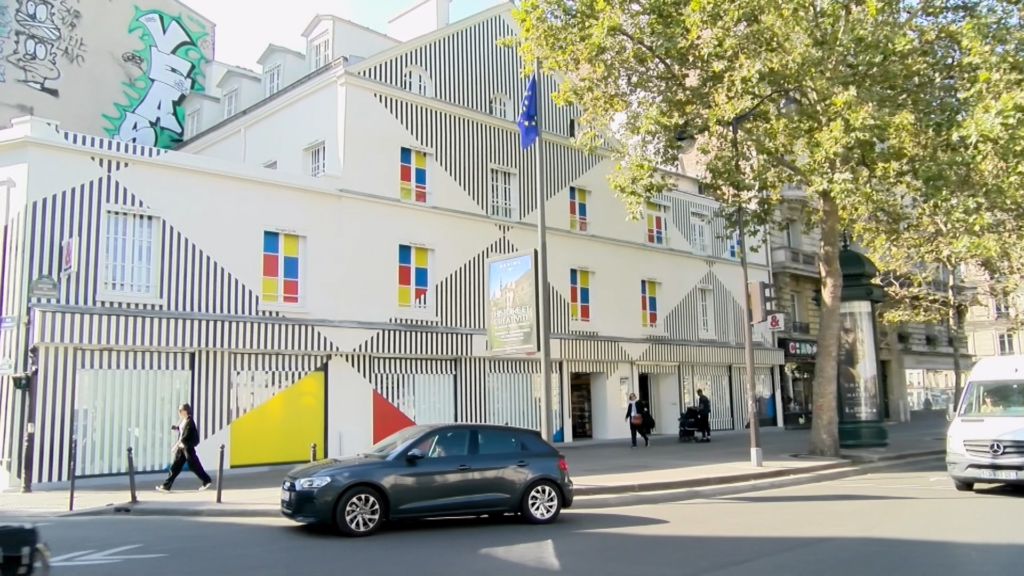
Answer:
xmin=838 ymin=421 xmax=889 ymax=449
xmin=750 ymin=447 xmax=763 ymax=467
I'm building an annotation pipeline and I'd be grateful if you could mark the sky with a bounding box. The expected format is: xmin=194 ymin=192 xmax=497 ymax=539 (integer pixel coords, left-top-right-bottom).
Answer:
xmin=180 ymin=0 xmax=506 ymax=70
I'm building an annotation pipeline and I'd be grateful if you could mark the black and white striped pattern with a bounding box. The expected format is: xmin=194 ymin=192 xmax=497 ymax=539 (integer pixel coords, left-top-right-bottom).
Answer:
xmin=357 ymin=14 xmax=579 ymax=139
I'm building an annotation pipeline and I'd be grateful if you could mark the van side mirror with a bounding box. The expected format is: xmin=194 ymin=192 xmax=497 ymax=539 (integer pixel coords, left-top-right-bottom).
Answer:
xmin=946 ymin=403 xmax=955 ymax=421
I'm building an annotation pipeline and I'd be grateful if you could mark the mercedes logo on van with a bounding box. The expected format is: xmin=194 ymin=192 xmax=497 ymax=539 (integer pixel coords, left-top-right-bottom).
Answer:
xmin=989 ymin=442 xmax=1005 ymax=456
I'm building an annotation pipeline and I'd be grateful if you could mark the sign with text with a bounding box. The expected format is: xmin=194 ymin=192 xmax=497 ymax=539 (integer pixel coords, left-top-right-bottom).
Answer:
xmin=837 ymin=301 xmax=882 ymax=422
xmin=28 ymin=275 xmax=59 ymax=299
xmin=766 ymin=312 xmax=786 ymax=332
xmin=781 ymin=339 xmax=818 ymax=357
xmin=61 ymin=237 xmax=78 ymax=276
xmin=485 ymin=251 xmax=539 ymax=355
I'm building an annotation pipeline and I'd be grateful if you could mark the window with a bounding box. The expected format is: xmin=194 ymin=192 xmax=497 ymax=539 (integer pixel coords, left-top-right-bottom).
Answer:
xmin=402 ymin=66 xmax=431 ymax=97
xmin=785 ymin=221 xmax=800 ymax=248
xmin=312 ymin=32 xmax=331 ymax=69
xmin=489 ymin=95 xmax=511 ymax=120
xmin=728 ymin=231 xmax=740 ymax=258
xmin=570 ymin=268 xmax=591 ymax=322
xmin=263 ymin=161 xmax=277 ymax=170
xmin=641 ymin=279 xmax=660 ymax=329
xmin=994 ymin=298 xmax=1011 ymax=319
xmin=261 ymin=231 xmax=302 ymax=305
xmin=698 ymin=287 xmax=715 ymax=337
xmin=790 ymin=293 xmax=801 ymax=322
xmin=646 ymin=202 xmax=667 ymax=245
xmin=411 ymin=429 xmax=470 ymax=458
xmin=489 ymin=168 xmax=518 ymax=220
xmin=400 ymin=147 xmax=428 ymax=203
xmin=307 ymin=142 xmax=326 ymax=177
xmin=265 ymin=64 xmax=282 ymax=97
xmin=569 ymin=118 xmax=577 ymax=138
xmin=569 ymin=186 xmax=588 ymax=232
xmin=398 ymin=244 xmax=432 ymax=310
xmin=185 ymin=109 xmax=200 ymax=138
xmin=100 ymin=207 xmax=162 ymax=301
xmin=223 ymin=89 xmax=238 ymax=118
xmin=690 ymin=211 xmax=709 ymax=254
xmin=998 ymin=333 xmax=1016 ymax=355
xmin=476 ymin=429 xmax=526 ymax=455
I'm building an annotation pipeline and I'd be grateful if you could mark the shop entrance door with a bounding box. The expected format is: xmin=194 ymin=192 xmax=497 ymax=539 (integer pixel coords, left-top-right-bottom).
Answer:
xmin=570 ymin=373 xmax=593 ymax=439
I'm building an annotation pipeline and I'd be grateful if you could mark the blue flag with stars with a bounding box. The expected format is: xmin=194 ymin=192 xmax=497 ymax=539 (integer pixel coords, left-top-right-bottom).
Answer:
xmin=517 ymin=74 xmax=539 ymax=149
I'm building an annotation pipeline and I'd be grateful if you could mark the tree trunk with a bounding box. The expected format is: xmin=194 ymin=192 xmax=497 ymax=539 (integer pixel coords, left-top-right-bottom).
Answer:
xmin=946 ymin=267 xmax=965 ymax=409
xmin=809 ymin=192 xmax=843 ymax=457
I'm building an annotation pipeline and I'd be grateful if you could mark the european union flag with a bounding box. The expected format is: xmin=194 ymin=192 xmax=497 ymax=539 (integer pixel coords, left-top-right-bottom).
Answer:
xmin=517 ymin=74 xmax=539 ymax=149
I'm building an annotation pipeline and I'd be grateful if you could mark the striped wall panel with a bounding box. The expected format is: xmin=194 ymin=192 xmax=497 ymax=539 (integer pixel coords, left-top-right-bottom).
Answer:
xmin=730 ymin=366 xmax=776 ymax=428
xmin=689 ymin=364 xmax=735 ymax=431
xmin=193 ymin=350 xmax=230 ymax=442
xmin=564 ymin=360 xmax=623 ymax=374
xmin=665 ymin=196 xmax=738 ymax=260
xmin=636 ymin=363 xmax=678 ymax=375
xmin=375 ymin=96 xmax=601 ymax=218
xmin=665 ymin=267 xmax=744 ymax=343
xmin=456 ymin=357 xmax=488 ymax=423
xmin=369 ymin=357 xmax=457 ymax=375
xmin=62 ymin=130 xmax=166 ymax=159
xmin=357 ymin=14 xmax=579 ymax=139
xmin=559 ymin=338 xmax=632 ymax=362
xmin=354 ymin=330 xmax=472 ymax=358
xmin=0 ymin=209 xmax=29 ymax=476
xmin=35 ymin=311 xmax=340 ymax=353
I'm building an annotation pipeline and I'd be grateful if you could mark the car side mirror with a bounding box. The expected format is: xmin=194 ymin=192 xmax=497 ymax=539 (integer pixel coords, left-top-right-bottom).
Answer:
xmin=406 ymin=448 xmax=426 ymax=461
xmin=946 ymin=403 xmax=955 ymax=421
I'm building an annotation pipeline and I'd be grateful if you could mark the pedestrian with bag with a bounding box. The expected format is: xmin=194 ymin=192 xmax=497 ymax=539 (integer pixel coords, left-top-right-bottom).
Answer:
xmin=157 ymin=403 xmax=212 ymax=492
xmin=625 ymin=392 xmax=652 ymax=448
xmin=697 ymin=389 xmax=712 ymax=442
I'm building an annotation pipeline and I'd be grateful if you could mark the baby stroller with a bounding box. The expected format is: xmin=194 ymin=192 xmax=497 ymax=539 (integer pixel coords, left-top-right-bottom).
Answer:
xmin=678 ymin=407 xmax=702 ymax=443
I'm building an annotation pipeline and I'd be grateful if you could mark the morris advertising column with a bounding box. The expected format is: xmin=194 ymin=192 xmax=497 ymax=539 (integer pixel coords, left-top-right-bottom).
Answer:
xmin=836 ymin=242 xmax=889 ymax=448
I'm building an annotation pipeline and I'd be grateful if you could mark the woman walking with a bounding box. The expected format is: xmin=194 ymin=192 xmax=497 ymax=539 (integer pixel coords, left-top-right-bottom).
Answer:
xmin=157 ymin=403 xmax=212 ymax=492
xmin=625 ymin=393 xmax=651 ymax=448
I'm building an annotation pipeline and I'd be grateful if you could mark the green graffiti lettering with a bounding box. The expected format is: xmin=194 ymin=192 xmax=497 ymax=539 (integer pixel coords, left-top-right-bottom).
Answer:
xmin=102 ymin=7 xmax=208 ymax=149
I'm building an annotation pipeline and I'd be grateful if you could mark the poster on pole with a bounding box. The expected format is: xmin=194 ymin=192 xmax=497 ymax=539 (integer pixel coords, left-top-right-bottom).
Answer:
xmin=485 ymin=251 xmax=539 ymax=355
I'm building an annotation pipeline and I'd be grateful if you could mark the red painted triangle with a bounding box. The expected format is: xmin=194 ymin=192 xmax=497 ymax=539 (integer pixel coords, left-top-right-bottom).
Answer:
xmin=372 ymin=390 xmax=415 ymax=443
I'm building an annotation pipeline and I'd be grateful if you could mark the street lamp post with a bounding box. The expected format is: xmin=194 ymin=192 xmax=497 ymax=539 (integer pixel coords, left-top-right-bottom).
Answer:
xmin=677 ymin=90 xmax=800 ymax=467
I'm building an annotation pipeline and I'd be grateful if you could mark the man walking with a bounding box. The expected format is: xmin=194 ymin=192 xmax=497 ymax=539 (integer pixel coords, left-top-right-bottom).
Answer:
xmin=697 ymin=389 xmax=712 ymax=443
xmin=157 ymin=403 xmax=212 ymax=492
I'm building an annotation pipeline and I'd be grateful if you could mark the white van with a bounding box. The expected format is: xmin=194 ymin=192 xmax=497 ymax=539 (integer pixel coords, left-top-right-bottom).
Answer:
xmin=946 ymin=355 xmax=1024 ymax=492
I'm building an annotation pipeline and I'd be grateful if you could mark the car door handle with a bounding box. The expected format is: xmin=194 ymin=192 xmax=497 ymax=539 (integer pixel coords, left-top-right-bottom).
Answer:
xmin=516 ymin=461 xmax=528 ymax=467
xmin=457 ymin=464 xmax=471 ymax=470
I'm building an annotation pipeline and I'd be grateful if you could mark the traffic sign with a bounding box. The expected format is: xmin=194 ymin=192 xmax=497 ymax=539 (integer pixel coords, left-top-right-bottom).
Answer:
xmin=766 ymin=312 xmax=786 ymax=331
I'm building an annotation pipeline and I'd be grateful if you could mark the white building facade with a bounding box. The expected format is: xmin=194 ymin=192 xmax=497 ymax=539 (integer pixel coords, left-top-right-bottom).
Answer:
xmin=0 ymin=1 xmax=782 ymax=489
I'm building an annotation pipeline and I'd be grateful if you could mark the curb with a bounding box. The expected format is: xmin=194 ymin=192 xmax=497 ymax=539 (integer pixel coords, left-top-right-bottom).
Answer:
xmin=56 ymin=449 xmax=944 ymax=519
xmin=571 ymin=452 xmax=945 ymax=509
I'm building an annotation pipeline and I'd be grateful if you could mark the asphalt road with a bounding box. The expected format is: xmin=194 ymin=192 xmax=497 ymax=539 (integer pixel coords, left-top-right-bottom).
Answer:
xmin=8 ymin=457 xmax=1020 ymax=576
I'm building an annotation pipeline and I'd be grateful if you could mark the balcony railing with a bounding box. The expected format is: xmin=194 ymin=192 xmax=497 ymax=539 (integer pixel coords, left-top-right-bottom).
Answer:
xmin=790 ymin=321 xmax=811 ymax=335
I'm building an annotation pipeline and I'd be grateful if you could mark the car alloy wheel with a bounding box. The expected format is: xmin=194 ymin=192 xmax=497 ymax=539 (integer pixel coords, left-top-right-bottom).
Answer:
xmin=337 ymin=487 xmax=384 ymax=537
xmin=522 ymin=481 xmax=561 ymax=524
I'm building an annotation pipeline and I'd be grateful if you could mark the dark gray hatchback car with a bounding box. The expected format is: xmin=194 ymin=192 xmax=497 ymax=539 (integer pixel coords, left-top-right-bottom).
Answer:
xmin=280 ymin=423 xmax=574 ymax=536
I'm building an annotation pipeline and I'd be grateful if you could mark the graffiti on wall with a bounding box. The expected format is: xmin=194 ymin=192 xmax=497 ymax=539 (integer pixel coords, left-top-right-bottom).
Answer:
xmin=103 ymin=8 xmax=208 ymax=148
xmin=0 ymin=1 xmax=11 ymax=83
xmin=2 ymin=0 xmax=88 ymax=96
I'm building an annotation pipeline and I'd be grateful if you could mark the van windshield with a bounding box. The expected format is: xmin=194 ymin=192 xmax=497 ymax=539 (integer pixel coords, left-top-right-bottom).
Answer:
xmin=959 ymin=380 xmax=1024 ymax=417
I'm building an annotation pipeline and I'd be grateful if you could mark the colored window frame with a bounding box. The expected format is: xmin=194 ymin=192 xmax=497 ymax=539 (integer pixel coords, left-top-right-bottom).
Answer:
xmin=569 ymin=187 xmax=588 ymax=232
xmin=400 ymin=147 xmax=428 ymax=203
xmin=398 ymin=244 xmax=431 ymax=309
xmin=570 ymin=268 xmax=591 ymax=322
xmin=261 ymin=231 xmax=301 ymax=305
xmin=646 ymin=202 xmax=667 ymax=245
xmin=641 ymin=280 xmax=659 ymax=328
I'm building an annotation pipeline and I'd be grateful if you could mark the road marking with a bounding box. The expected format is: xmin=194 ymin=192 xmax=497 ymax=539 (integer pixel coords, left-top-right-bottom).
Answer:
xmin=480 ymin=539 xmax=561 ymax=571
xmin=51 ymin=545 xmax=168 ymax=566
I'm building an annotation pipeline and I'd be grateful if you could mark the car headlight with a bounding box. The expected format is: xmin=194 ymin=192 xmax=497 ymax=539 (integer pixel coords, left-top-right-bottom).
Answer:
xmin=296 ymin=477 xmax=331 ymax=489
xmin=946 ymin=436 xmax=965 ymax=455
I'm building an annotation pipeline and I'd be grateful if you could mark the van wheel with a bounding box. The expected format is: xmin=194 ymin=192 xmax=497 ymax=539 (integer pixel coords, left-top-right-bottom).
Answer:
xmin=953 ymin=480 xmax=974 ymax=492
xmin=521 ymin=481 xmax=562 ymax=524
xmin=335 ymin=486 xmax=384 ymax=537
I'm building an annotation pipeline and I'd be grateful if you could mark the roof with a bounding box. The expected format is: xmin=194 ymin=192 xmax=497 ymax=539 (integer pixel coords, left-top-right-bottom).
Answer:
xmin=257 ymin=44 xmax=305 ymax=66
xmin=216 ymin=69 xmax=261 ymax=90
xmin=301 ymin=13 xmax=398 ymax=42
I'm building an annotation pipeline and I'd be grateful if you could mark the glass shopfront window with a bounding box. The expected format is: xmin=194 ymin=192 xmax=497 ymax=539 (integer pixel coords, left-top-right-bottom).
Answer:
xmin=780 ymin=339 xmax=818 ymax=429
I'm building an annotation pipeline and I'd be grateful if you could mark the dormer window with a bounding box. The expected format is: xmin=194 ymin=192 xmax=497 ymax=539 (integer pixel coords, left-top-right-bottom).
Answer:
xmin=402 ymin=66 xmax=432 ymax=97
xmin=312 ymin=32 xmax=331 ymax=69
xmin=265 ymin=64 xmax=282 ymax=97
xmin=223 ymin=88 xmax=238 ymax=118
xmin=489 ymin=95 xmax=512 ymax=120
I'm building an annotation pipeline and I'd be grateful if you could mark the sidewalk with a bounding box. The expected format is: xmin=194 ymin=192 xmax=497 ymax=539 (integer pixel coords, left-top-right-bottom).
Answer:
xmin=0 ymin=417 xmax=947 ymax=518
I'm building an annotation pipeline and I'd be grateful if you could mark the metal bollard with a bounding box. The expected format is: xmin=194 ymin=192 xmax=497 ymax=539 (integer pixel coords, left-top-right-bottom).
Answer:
xmin=126 ymin=447 xmax=138 ymax=504
xmin=216 ymin=444 xmax=225 ymax=504
xmin=310 ymin=443 xmax=317 ymax=462
xmin=68 ymin=438 xmax=77 ymax=512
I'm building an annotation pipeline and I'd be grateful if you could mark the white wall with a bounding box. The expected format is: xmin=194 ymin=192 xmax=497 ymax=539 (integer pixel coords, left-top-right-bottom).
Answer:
xmin=653 ymin=373 xmax=681 ymax=434
xmin=388 ymin=0 xmax=450 ymax=42
xmin=590 ymin=364 xmax=633 ymax=440
xmin=261 ymin=52 xmax=308 ymax=95
xmin=334 ymin=21 xmax=400 ymax=60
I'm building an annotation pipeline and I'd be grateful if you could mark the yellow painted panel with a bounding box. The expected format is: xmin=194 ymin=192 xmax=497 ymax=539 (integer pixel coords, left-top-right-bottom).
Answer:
xmin=648 ymin=282 xmax=657 ymax=296
xmin=230 ymin=371 xmax=325 ymax=466
xmin=400 ymin=183 xmax=412 ymax=200
xmin=414 ymin=246 xmax=428 ymax=267
xmin=261 ymin=278 xmax=279 ymax=300
xmin=579 ymin=270 xmax=589 ymax=286
xmin=570 ymin=303 xmax=578 ymax=318
xmin=282 ymin=234 xmax=299 ymax=257
xmin=577 ymin=188 xmax=587 ymax=202
xmin=397 ymin=286 xmax=411 ymax=306
xmin=414 ymin=151 xmax=427 ymax=169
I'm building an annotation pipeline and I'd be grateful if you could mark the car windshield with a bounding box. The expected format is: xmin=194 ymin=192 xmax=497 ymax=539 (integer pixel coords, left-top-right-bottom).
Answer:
xmin=959 ymin=380 xmax=1024 ymax=417
xmin=363 ymin=425 xmax=431 ymax=457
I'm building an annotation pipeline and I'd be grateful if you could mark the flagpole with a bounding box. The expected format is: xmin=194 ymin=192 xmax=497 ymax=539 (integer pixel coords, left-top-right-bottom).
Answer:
xmin=533 ymin=57 xmax=555 ymax=443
